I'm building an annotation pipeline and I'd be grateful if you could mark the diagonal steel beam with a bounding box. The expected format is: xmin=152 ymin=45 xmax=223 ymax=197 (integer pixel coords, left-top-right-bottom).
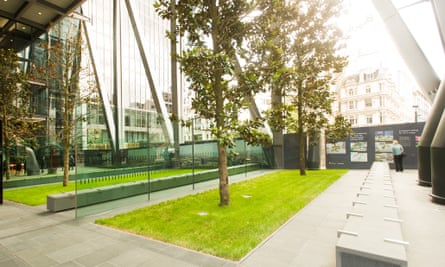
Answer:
xmin=431 ymin=0 xmax=445 ymax=56
xmin=233 ymin=56 xmax=272 ymax=136
xmin=372 ymin=0 xmax=440 ymax=103
xmin=82 ymin=20 xmax=117 ymax=152
xmin=124 ymin=0 xmax=173 ymax=144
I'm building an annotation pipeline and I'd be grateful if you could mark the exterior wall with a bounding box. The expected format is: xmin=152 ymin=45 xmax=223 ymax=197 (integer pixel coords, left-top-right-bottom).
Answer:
xmin=14 ymin=1 xmax=177 ymax=166
xmin=336 ymin=68 xmax=413 ymax=127
xmin=326 ymin=122 xmax=424 ymax=169
xmin=80 ymin=0 xmax=173 ymax=150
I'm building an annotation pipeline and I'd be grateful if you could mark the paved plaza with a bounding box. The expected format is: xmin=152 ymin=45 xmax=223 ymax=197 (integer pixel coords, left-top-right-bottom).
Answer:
xmin=0 ymin=168 xmax=444 ymax=266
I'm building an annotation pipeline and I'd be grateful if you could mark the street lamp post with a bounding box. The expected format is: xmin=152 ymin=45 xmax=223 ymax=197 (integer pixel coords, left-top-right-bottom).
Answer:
xmin=413 ymin=105 xmax=419 ymax=123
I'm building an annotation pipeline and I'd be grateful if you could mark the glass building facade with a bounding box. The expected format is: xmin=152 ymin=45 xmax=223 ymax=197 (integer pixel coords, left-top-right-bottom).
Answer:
xmin=1 ymin=0 xmax=265 ymax=217
xmin=81 ymin=0 xmax=173 ymax=159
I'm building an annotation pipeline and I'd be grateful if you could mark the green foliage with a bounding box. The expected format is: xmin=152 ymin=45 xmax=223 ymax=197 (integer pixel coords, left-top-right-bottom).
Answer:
xmin=96 ymin=169 xmax=348 ymax=260
xmin=325 ymin=114 xmax=354 ymax=144
xmin=0 ymin=48 xmax=32 ymax=179
xmin=246 ymin=0 xmax=348 ymax=130
xmin=155 ymin=0 xmax=347 ymax=178
xmin=244 ymin=0 xmax=348 ymax=173
xmin=155 ymin=1 xmax=270 ymax=148
xmin=155 ymin=0 xmax=272 ymax=205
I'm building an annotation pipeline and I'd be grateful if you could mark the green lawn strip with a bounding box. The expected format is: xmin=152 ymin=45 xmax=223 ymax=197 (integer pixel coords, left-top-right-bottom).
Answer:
xmin=4 ymin=168 xmax=205 ymax=206
xmin=95 ymin=169 xmax=348 ymax=260
xmin=76 ymin=168 xmax=206 ymax=190
xmin=4 ymin=183 xmax=76 ymax=206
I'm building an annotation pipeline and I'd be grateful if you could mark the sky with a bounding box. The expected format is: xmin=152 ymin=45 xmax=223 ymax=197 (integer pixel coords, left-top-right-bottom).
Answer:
xmin=392 ymin=0 xmax=445 ymax=77
xmin=340 ymin=0 xmax=444 ymax=89
xmin=340 ymin=1 xmax=404 ymax=72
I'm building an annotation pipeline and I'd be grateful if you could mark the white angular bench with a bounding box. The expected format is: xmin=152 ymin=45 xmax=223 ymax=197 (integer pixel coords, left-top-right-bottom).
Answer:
xmin=336 ymin=162 xmax=408 ymax=267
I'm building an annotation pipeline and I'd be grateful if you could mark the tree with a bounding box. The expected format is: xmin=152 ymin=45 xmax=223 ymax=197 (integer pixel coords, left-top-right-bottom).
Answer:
xmin=34 ymin=18 xmax=86 ymax=186
xmin=155 ymin=0 xmax=270 ymax=206
xmin=242 ymin=0 xmax=295 ymax=169
xmin=244 ymin=0 xmax=348 ymax=175
xmin=0 ymin=48 xmax=32 ymax=180
xmin=325 ymin=114 xmax=354 ymax=144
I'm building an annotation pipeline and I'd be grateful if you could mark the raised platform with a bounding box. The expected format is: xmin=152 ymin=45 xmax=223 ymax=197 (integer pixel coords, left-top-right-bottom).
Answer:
xmin=336 ymin=162 xmax=408 ymax=267
xmin=47 ymin=163 xmax=260 ymax=212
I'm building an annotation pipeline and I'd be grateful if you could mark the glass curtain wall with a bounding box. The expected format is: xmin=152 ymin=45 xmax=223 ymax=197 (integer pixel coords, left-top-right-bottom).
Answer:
xmin=73 ymin=0 xmax=268 ymax=217
xmin=74 ymin=0 xmax=172 ymax=217
xmin=2 ymin=0 xmax=268 ymax=218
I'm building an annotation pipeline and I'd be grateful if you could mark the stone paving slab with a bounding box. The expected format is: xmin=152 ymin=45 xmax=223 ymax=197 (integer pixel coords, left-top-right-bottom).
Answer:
xmin=392 ymin=171 xmax=445 ymax=267
xmin=239 ymin=170 xmax=367 ymax=267
xmin=0 ymin=168 xmax=444 ymax=266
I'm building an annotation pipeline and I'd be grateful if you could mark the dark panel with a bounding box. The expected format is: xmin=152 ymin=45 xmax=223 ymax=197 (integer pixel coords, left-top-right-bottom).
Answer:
xmin=283 ymin=133 xmax=300 ymax=169
xmin=325 ymin=122 xmax=424 ymax=170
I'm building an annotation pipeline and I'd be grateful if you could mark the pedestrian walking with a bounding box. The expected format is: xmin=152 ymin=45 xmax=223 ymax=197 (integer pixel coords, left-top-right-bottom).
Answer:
xmin=392 ymin=140 xmax=404 ymax=172
xmin=69 ymin=155 xmax=75 ymax=170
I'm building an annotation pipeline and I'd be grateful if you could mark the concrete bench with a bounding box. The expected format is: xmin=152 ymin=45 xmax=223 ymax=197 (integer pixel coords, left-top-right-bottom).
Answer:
xmin=47 ymin=163 xmax=260 ymax=212
xmin=336 ymin=161 xmax=408 ymax=267
xmin=47 ymin=192 xmax=76 ymax=212
xmin=47 ymin=182 xmax=148 ymax=212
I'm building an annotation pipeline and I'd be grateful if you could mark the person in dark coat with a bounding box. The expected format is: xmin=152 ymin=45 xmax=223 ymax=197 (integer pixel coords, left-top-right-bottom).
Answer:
xmin=392 ymin=140 xmax=404 ymax=172
xmin=69 ymin=155 xmax=75 ymax=170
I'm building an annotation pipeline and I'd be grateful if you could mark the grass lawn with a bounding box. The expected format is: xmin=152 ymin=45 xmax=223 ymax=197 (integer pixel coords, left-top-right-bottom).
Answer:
xmin=4 ymin=168 xmax=205 ymax=206
xmin=96 ymin=169 xmax=348 ymax=260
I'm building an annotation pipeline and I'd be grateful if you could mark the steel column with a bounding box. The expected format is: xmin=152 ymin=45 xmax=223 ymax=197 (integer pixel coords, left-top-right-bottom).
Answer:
xmin=372 ymin=0 xmax=440 ymax=102
xmin=372 ymin=0 xmax=441 ymax=186
xmin=430 ymin=78 xmax=445 ymax=202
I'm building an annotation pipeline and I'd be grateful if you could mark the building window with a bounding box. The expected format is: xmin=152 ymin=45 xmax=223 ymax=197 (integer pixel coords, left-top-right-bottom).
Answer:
xmin=348 ymin=88 xmax=355 ymax=96
xmin=349 ymin=116 xmax=357 ymax=126
xmin=366 ymin=87 xmax=371 ymax=94
xmin=349 ymin=101 xmax=355 ymax=110
xmin=366 ymin=115 xmax=373 ymax=124
xmin=365 ymin=98 xmax=372 ymax=107
xmin=379 ymin=82 xmax=384 ymax=91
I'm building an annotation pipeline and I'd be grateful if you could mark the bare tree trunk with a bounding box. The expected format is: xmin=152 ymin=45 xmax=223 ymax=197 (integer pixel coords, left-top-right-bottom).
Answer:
xmin=62 ymin=124 xmax=70 ymax=186
xmin=209 ymin=0 xmax=230 ymax=206
xmin=3 ymin=129 xmax=10 ymax=180
xmin=298 ymin=84 xmax=306 ymax=176
xmin=298 ymin=127 xmax=306 ymax=176
xmin=63 ymin=147 xmax=69 ymax=186
xmin=62 ymin=76 xmax=71 ymax=186
xmin=218 ymin=143 xmax=230 ymax=206
xmin=271 ymin=85 xmax=283 ymax=169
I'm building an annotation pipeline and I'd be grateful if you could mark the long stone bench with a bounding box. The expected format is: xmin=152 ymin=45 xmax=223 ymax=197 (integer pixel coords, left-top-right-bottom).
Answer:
xmin=47 ymin=163 xmax=260 ymax=212
xmin=336 ymin=161 xmax=408 ymax=267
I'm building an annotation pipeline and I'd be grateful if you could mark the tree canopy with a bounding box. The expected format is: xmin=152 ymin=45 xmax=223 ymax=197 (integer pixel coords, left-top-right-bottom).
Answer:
xmin=0 ymin=48 xmax=32 ymax=179
xmin=34 ymin=19 xmax=85 ymax=186
xmin=243 ymin=0 xmax=349 ymax=174
xmin=155 ymin=0 xmax=351 ymax=204
xmin=155 ymin=0 xmax=271 ymax=206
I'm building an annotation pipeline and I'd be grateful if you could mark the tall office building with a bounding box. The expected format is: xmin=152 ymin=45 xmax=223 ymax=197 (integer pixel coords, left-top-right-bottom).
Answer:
xmin=1 ymin=0 xmax=258 ymax=168
xmin=80 ymin=0 xmax=175 ymax=154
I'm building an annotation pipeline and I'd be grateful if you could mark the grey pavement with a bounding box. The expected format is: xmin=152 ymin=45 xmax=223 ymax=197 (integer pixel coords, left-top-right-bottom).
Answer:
xmin=0 ymin=168 xmax=444 ymax=266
